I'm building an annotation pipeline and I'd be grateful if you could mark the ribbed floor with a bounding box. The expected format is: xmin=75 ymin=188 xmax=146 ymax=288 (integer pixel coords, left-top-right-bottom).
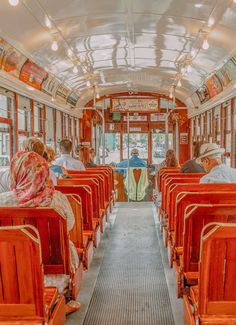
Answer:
xmin=83 ymin=202 xmax=175 ymax=325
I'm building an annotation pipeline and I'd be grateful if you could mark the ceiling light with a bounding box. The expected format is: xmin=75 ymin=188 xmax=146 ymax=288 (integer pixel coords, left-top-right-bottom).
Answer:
xmin=51 ymin=40 xmax=58 ymax=51
xmin=177 ymin=79 xmax=182 ymax=87
xmin=207 ymin=17 xmax=215 ymax=27
xmin=187 ymin=64 xmax=192 ymax=73
xmin=73 ymin=65 xmax=78 ymax=74
xmin=169 ymin=92 xmax=173 ymax=99
xmin=202 ymin=38 xmax=209 ymax=50
xmin=67 ymin=49 xmax=73 ymax=57
xmin=234 ymin=0 xmax=236 ymax=3
xmin=9 ymin=0 xmax=19 ymax=6
xmin=191 ymin=49 xmax=197 ymax=57
xmin=96 ymin=93 xmax=100 ymax=99
xmin=86 ymin=80 xmax=91 ymax=87
xmin=194 ymin=3 xmax=203 ymax=8
xmin=45 ymin=17 xmax=52 ymax=29
xmin=51 ymin=97 xmax=55 ymax=102
xmin=27 ymin=86 xmax=35 ymax=91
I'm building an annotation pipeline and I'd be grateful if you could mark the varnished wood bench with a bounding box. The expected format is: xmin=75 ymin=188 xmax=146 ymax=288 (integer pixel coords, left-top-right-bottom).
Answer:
xmin=0 ymin=207 xmax=83 ymax=300
xmin=0 ymin=225 xmax=65 ymax=325
xmin=183 ymin=223 xmax=236 ymax=324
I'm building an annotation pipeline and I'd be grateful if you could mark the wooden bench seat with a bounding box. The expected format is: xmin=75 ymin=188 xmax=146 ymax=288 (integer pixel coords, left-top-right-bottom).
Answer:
xmin=0 ymin=225 xmax=65 ymax=325
xmin=183 ymin=223 xmax=236 ymax=324
xmin=0 ymin=207 xmax=83 ymax=300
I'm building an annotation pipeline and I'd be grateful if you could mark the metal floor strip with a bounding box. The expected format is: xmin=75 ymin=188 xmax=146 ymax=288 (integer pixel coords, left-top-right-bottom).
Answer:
xmin=83 ymin=202 xmax=175 ymax=325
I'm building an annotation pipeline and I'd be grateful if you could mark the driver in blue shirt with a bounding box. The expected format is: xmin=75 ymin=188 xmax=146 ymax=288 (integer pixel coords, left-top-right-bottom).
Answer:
xmin=116 ymin=148 xmax=147 ymax=176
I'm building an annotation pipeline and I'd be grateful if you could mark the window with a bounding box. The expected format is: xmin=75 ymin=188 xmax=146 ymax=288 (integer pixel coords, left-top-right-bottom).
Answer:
xmin=46 ymin=106 xmax=55 ymax=148
xmin=123 ymin=133 xmax=148 ymax=161
xmin=56 ymin=110 xmax=62 ymax=154
xmin=18 ymin=96 xmax=31 ymax=133
xmin=0 ymin=95 xmax=8 ymax=118
xmin=0 ymin=122 xmax=11 ymax=166
xmin=65 ymin=114 xmax=69 ymax=138
xmin=104 ymin=133 xmax=120 ymax=164
xmin=214 ymin=106 xmax=221 ymax=144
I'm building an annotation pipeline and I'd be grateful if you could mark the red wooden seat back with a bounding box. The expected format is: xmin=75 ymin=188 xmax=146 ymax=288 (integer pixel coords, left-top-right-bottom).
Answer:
xmin=68 ymin=170 xmax=110 ymax=204
xmin=199 ymin=223 xmax=236 ymax=316
xmin=0 ymin=225 xmax=45 ymax=321
xmin=66 ymin=194 xmax=84 ymax=250
xmin=56 ymin=185 xmax=93 ymax=231
xmin=175 ymin=191 xmax=236 ymax=249
xmin=158 ymin=168 xmax=180 ymax=191
xmin=0 ymin=208 xmax=70 ymax=275
xmin=163 ymin=178 xmax=201 ymax=215
xmin=169 ymin=184 xmax=236 ymax=232
xmin=133 ymin=168 xmax=142 ymax=184
xmin=183 ymin=204 xmax=236 ymax=274
xmin=59 ymin=179 xmax=100 ymax=219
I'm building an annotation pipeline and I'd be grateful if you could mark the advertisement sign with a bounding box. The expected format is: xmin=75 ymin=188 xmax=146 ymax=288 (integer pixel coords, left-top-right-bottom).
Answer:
xmin=0 ymin=38 xmax=26 ymax=77
xmin=196 ymin=85 xmax=210 ymax=104
xmin=111 ymin=98 xmax=158 ymax=112
xmin=42 ymin=75 xmax=60 ymax=96
xmin=56 ymin=84 xmax=71 ymax=104
xmin=67 ymin=91 xmax=79 ymax=107
xmin=20 ymin=59 xmax=48 ymax=90
xmin=205 ymin=75 xmax=223 ymax=98
xmin=150 ymin=113 xmax=166 ymax=121
xmin=216 ymin=59 xmax=236 ymax=87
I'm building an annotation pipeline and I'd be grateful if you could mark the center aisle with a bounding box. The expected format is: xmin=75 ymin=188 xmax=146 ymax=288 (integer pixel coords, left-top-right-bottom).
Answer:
xmin=83 ymin=202 xmax=175 ymax=325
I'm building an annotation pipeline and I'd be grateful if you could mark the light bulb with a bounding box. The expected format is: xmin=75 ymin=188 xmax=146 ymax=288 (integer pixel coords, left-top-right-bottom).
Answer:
xmin=234 ymin=0 xmax=236 ymax=3
xmin=67 ymin=49 xmax=73 ymax=57
xmin=45 ymin=17 xmax=52 ymax=29
xmin=96 ymin=93 xmax=100 ymax=99
xmin=51 ymin=97 xmax=55 ymax=102
xmin=187 ymin=64 xmax=192 ymax=73
xmin=202 ymin=38 xmax=209 ymax=50
xmin=73 ymin=66 xmax=78 ymax=74
xmin=177 ymin=79 xmax=182 ymax=87
xmin=194 ymin=3 xmax=203 ymax=8
xmin=208 ymin=17 xmax=215 ymax=27
xmin=9 ymin=0 xmax=19 ymax=6
xmin=86 ymin=80 xmax=91 ymax=87
xmin=191 ymin=49 xmax=197 ymax=57
xmin=169 ymin=92 xmax=173 ymax=99
xmin=51 ymin=41 xmax=58 ymax=51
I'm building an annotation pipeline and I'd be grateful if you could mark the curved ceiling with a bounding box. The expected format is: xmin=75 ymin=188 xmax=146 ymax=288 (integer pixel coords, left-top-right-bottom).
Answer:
xmin=0 ymin=0 xmax=236 ymax=107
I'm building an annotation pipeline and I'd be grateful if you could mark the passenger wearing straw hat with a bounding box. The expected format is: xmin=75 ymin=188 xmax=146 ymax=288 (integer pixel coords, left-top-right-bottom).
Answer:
xmin=197 ymin=143 xmax=236 ymax=183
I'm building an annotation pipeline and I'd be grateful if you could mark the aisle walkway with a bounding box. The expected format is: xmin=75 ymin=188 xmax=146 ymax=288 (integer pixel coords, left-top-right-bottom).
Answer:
xmin=80 ymin=202 xmax=176 ymax=325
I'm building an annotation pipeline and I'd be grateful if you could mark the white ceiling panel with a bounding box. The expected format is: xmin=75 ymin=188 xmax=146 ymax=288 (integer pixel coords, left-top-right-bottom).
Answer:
xmin=0 ymin=0 xmax=235 ymax=108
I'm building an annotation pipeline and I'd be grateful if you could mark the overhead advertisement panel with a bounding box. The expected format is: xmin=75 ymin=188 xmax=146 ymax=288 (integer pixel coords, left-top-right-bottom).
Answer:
xmin=216 ymin=59 xmax=236 ymax=87
xmin=196 ymin=85 xmax=210 ymax=104
xmin=67 ymin=91 xmax=79 ymax=107
xmin=56 ymin=84 xmax=71 ymax=104
xmin=0 ymin=38 xmax=27 ymax=78
xmin=20 ymin=59 xmax=48 ymax=90
xmin=42 ymin=74 xmax=60 ymax=97
xmin=205 ymin=75 xmax=223 ymax=98
xmin=111 ymin=98 xmax=159 ymax=112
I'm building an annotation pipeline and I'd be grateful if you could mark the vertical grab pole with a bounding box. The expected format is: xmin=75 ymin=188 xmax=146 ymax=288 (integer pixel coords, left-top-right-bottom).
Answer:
xmin=165 ymin=101 xmax=169 ymax=151
xmin=102 ymin=100 xmax=105 ymax=164
xmin=127 ymin=110 xmax=130 ymax=202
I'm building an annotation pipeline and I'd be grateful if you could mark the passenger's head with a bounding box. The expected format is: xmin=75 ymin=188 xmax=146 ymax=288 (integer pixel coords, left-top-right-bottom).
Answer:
xmin=74 ymin=144 xmax=82 ymax=156
xmin=60 ymin=139 xmax=72 ymax=154
xmin=10 ymin=151 xmax=54 ymax=206
xmin=79 ymin=146 xmax=90 ymax=165
xmin=131 ymin=148 xmax=139 ymax=156
xmin=197 ymin=143 xmax=225 ymax=173
xmin=23 ymin=137 xmax=45 ymax=157
xmin=192 ymin=141 xmax=202 ymax=159
xmin=45 ymin=146 xmax=56 ymax=163
xmin=90 ymin=148 xmax=96 ymax=159
xmin=165 ymin=149 xmax=179 ymax=167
